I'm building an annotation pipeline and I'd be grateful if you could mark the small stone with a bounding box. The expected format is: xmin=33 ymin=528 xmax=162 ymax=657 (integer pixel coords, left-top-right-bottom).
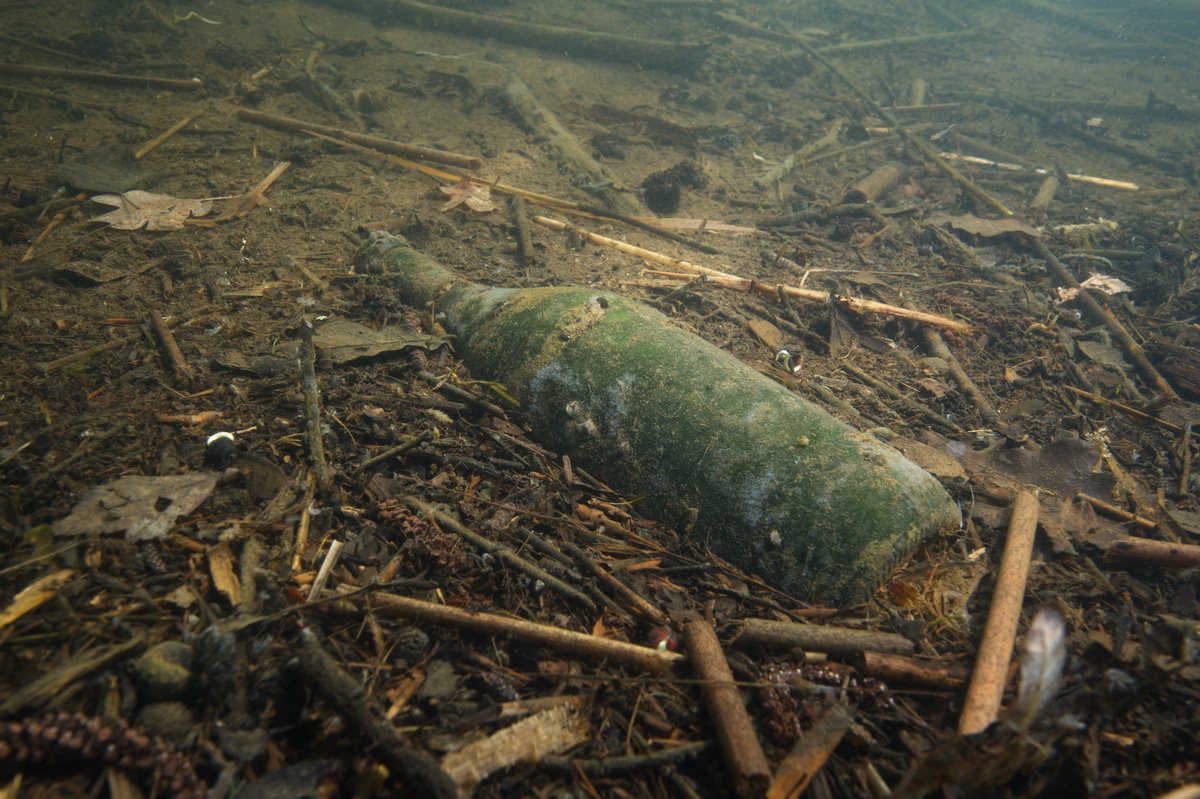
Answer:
xmin=391 ymin=626 xmax=430 ymax=664
xmin=134 ymin=641 xmax=195 ymax=703
xmin=136 ymin=702 xmax=195 ymax=747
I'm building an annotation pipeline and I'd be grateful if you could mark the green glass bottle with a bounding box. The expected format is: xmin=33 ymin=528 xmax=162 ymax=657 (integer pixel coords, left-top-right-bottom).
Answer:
xmin=357 ymin=232 xmax=960 ymax=605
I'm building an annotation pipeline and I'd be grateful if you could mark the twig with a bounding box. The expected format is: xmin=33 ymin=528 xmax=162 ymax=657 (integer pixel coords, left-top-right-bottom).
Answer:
xmin=0 ymin=62 xmax=203 ymax=90
xmin=959 ymin=490 xmax=1039 ymax=735
xmin=307 ymin=540 xmax=344 ymax=602
xmin=299 ymin=319 xmax=332 ymax=487
xmin=543 ymin=740 xmax=712 ymax=774
xmin=767 ymin=703 xmax=853 ymax=799
xmin=919 ymin=326 xmax=1003 ymax=429
xmin=511 ymin=195 xmax=535 ymax=275
xmin=501 ymin=75 xmax=642 ymax=216
xmin=789 ymin=37 xmax=1012 ymax=216
xmin=0 ymin=30 xmax=106 ymax=66
xmin=532 ymin=216 xmax=972 ymax=334
xmin=135 ymin=108 xmax=206 ymax=160
xmin=850 ymin=650 xmax=970 ymax=690
xmin=236 ymin=107 xmax=482 ymax=170
xmin=416 ymin=369 xmax=507 ymax=416
xmin=41 ymin=305 xmax=214 ymax=373
xmin=1076 ymin=492 xmax=1157 ymax=531
xmin=1103 ymin=536 xmax=1200 ymax=570
xmin=20 ymin=196 xmax=82 ymax=263
xmin=296 ymin=628 xmax=458 ymax=798
xmin=1032 ymin=238 xmax=1177 ymax=403
xmin=1062 ymin=385 xmax=1182 ymax=434
xmin=0 ymin=633 xmax=148 ymax=717
xmin=544 ymin=739 xmax=710 ymax=772
xmin=361 ymin=430 xmax=433 ymax=469
xmin=560 ymin=540 xmax=667 ymax=625
xmin=309 ymin=131 xmax=715 ymax=253
xmin=839 ymin=360 xmax=964 ymax=434
xmin=148 ymin=306 xmax=194 ymax=381
xmin=405 ymin=497 xmax=596 ymax=611
xmin=939 ymin=152 xmax=1139 ymax=191
xmin=212 ymin=160 xmax=291 ymax=222
xmin=389 ymin=0 xmax=707 ymax=71
xmin=682 ymin=617 xmax=772 ymax=799
xmin=1181 ymin=424 xmax=1193 ymax=498
xmin=370 ymin=593 xmax=682 ymax=674
xmin=731 ymin=617 xmax=915 ymax=657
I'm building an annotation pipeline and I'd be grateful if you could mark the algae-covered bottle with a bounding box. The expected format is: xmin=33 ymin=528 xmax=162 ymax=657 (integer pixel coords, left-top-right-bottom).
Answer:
xmin=356 ymin=232 xmax=960 ymax=604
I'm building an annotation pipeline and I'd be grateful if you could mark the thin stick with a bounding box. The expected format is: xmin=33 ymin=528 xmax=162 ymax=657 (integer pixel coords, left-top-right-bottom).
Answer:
xmin=0 ymin=31 xmax=106 ymax=66
xmin=939 ymin=152 xmax=1139 ymax=192
xmin=731 ymin=617 xmax=914 ymax=657
xmin=20 ymin=201 xmax=75 ymax=262
xmin=361 ymin=431 xmax=433 ymax=469
xmin=1180 ymin=424 xmax=1193 ymax=498
xmin=296 ymin=628 xmax=458 ymax=798
xmin=1076 ymin=492 xmax=1157 ymax=531
xmin=291 ymin=477 xmax=318 ymax=572
xmin=682 ymin=617 xmax=772 ymax=799
xmin=237 ymin=107 xmax=482 ymax=170
xmin=406 ymin=497 xmax=596 ymax=611
xmin=501 ymin=75 xmax=641 ymax=216
xmin=767 ymin=703 xmax=853 ymax=799
xmin=299 ymin=320 xmax=331 ymax=487
xmin=919 ymin=326 xmax=1003 ymax=428
xmin=307 ymin=540 xmax=344 ymax=602
xmin=560 ymin=540 xmax=666 ymax=625
xmin=1062 ymin=385 xmax=1182 ymax=434
xmin=148 ymin=306 xmax=194 ymax=381
xmin=212 ymin=160 xmax=291 ymax=222
xmin=41 ymin=305 xmax=214 ymax=373
xmin=1032 ymin=238 xmax=1178 ymax=403
xmin=511 ymin=195 xmax=535 ymax=274
xmin=959 ymin=490 xmax=1039 ymax=735
xmin=369 ymin=593 xmax=682 ymax=674
xmin=850 ymin=650 xmax=970 ymax=690
xmin=533 ymin=215 xmax=972 ymax=334
xmin=839 ymin=360 xmax=964 ymax=434
xmin=789 ymin=37 xmax=1012 ymax=217
xmin=0 ymin=62 xmax=203 ymax=90
xmin=135 ymin=108 xmax=205 ymax=160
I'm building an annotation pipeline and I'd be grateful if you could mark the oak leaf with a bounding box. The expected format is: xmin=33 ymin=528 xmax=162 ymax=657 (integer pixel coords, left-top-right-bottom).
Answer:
xmin=90 ymin=190 xmax=214 ymax=231
xmin=439 ymin=177 xmax=496 ymax=213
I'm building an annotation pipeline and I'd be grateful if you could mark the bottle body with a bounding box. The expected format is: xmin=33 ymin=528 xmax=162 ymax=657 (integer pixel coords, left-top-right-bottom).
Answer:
xmin=358 ymin=233 xmax=960 ymax=604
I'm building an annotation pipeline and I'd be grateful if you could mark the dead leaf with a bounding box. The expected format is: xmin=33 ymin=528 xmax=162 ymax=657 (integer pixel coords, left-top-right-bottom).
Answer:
xmin=933 ymin=212 xmax=1040 ymax=240
xmin=91 ymin=190 xmax=215 ymax=231
xmin=439 ymin=177 xmax=497 ymax=213
xmin=0 ymin=569 xmax=75 ymax=631
xmin=52 ymin=473 xmax=219 ymax=541
xmin=313 ymin=319 xmax=449 ymax=364
xmin=747 ymin=318 xmax=784 ymax=350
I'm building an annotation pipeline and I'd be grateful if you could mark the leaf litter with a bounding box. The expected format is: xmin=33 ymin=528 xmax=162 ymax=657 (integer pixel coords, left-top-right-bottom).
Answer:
xmin=90 ymin=190 xmax=223 ymax=230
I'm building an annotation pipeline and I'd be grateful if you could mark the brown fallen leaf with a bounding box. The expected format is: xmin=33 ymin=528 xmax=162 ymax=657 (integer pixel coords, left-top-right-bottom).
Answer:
xmin=439 ymin=177 xmax=497 ymax=213
xmin=90 ymin=190 xmax=217 ymax=231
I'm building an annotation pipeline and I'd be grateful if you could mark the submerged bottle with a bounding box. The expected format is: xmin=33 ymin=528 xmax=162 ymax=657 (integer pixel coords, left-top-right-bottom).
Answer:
xmin=357 ymin=232 xmax=960 ymax=604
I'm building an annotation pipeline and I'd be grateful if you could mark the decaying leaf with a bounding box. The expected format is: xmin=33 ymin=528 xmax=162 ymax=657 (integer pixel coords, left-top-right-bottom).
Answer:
xmin=1056 ymin=273 xmax=1132 ymax=303
xmin=52 ymin=473 xmax=219 ymax=541
xmin=313 ymin=319 xmax=449 ymax=364
xmin=90 ymin=190 xmax=215 ymax=231
xmin=934 ymin=212 xmax=1040 ymax=240
xmin=439 ymin=177 xmax=497 ymax=213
